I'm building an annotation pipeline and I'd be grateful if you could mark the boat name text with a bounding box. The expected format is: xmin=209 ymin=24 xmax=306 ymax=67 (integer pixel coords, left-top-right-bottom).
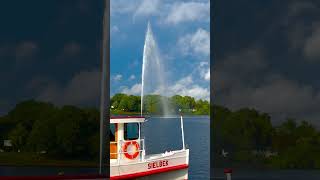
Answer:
xmin=147 ymin=160 xmax=168 ymax=169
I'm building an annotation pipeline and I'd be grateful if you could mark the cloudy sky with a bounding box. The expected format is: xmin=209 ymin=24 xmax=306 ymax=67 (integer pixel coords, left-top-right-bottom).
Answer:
xmin=0 ymin=1 xmax=104 ymax=115
xmin=213 ymin=0 xmax=320 ymax=126
xmin=0 ymin=0 xmax=210 ymax=115
xmin=110 ymin=0 xmax=210 ymax=100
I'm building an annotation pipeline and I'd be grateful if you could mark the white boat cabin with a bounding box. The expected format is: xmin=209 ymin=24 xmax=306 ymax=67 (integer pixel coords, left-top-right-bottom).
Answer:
xmin=110 ymin=116 xmax=145 ymax=163
xmin=110 ymin=116 xmax=189 ymax=179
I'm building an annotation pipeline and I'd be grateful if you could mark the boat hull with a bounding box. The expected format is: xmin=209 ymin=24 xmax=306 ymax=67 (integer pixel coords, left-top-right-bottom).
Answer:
xmin=136 ymin=168 xmax=188 ymax=180
xmin=111 ymin=149 xmax=189 ymax=180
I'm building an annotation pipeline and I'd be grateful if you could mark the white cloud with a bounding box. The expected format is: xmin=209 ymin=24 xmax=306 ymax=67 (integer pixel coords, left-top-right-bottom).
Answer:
xmin=199 ymin=61 xmax=210 ymax=81
xmin=168 ymin=76 xmax=209 ymax=100
xmin=250 ymin=77 xmax=316 ymax=114
xmin=204 ymin=69 xmax=210 ymax=81
xmin=112 ymin=74 xmax=123 ymax=81
xmin=165 ymin=1 xmax=209 ymax=25
xmin=111 ymin=25 xmax=119 ymax=34
xmin=304 ymin=25 xmax=320 ymax=61
xmin=122 ymin=83 xmax=142 ymax=95
xmin=15 ymin=41 xmax=38 ymax=60
xmin=217 ymin=75 xmax=320 ymax=120
xmin=37 ymin=69 xmax=101 ymax=106
xmin=111 ymin=0 xmax=209 ymax=25
xmin=110 ymin=0 xmax=139 ymax=15
xmin=134 ymin=0 xmax=160 ymax=17
xmin=129 ymin=75 xmax=136 ymax=80
xmin=120 ymin=75 xmax=209 ymax=100
xmin=178 ymin=28 xmax=210 ymax=57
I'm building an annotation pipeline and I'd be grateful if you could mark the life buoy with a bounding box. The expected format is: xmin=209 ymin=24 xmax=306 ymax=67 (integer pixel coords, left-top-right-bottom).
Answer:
xmin=122 ymin=141 xmax=140 ymax=159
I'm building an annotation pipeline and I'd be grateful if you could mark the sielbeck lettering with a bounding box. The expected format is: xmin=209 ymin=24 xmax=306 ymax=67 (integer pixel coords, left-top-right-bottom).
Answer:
xmin=147 ymin=160 xmax=169 ymax=169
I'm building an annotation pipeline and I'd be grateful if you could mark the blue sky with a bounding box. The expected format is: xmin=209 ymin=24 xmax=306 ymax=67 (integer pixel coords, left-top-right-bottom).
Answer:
xmin=110 ymin=0 xmax=210 ymax=100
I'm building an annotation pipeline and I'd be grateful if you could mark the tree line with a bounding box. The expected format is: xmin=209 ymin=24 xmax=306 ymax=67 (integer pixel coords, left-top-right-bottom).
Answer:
xmin=0 ymin=100 xmax=100 ymax=160
xmin=2 ymin=98 xmax=319 ymax=169
xmin=111 ymin=93 xmax=210 ymax=115
xmin=0 ymin=94 xmax=209 ymax=160
xmin=213 ymin=105 xmax=320 ymax=169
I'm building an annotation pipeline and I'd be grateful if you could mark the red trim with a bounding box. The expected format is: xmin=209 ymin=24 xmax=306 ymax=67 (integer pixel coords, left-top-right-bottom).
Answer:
xmin=224 ymin=168 xmax=233 ymax=174
xmin=111 ymin=116 xmax=145 ymax=119
xmin=111 ymin=164 xmax=188 ymax=180
xmin=0 ymin=174 xmax=106 ymax=180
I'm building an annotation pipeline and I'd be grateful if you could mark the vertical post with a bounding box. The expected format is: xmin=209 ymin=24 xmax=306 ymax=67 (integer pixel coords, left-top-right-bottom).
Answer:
xmin=224 ymin=168 xmax=232 ymax=180
xmin=138 ymin=123 xmax=141 ymax=139
xmin=180 ymin=110 xmax=185 ymax=150
xmin=99 ymin=0 xmax=109 ymax=175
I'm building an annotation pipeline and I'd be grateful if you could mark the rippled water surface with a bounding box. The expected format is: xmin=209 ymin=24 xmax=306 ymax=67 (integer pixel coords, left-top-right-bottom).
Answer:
xmin=142 ymin=116 xmax=210 ymax=180
xmin=0 ymin=116 xmax=210 ymax=179
xmin=213 ymin=168 xmax=320 ymax=180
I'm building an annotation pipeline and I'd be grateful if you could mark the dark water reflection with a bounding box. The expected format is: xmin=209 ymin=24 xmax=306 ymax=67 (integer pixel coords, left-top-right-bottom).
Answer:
xmin=212 ymin=168 xmax=320 ymax=180
xmin=0 ymin=166 xmax=98 ymax=176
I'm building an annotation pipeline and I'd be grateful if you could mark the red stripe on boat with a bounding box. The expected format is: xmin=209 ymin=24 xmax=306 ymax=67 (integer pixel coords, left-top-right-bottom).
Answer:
xmin=111 ymin=164 xmax=189 ymax=180
xmin=0 ymin=174 xmax=106 ymax=180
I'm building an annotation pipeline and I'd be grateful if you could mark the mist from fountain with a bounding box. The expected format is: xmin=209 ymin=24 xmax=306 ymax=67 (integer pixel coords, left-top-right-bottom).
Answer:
xmin=141 ymin=22 xmax=170 ymax=116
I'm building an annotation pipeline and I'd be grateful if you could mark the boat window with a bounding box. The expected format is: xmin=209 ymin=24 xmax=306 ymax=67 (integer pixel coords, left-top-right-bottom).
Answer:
xmin=110 ymin=124 xmax=116 ymax=141
xmin=124 ymin=123 xmax=139 ymax=140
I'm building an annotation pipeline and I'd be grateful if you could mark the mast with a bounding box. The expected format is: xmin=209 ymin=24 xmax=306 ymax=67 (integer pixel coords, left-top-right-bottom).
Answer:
xmin=179 ymin=109 xmax=185 ymax=150
xmin=99 ymin=0 xmax=109 ymax=175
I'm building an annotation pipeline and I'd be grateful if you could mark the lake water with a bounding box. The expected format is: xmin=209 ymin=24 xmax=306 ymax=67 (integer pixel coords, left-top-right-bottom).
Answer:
xmin=0 ymin=166 xmax=98 ymax=176
xmin=0 ymin=116 xmax=210 ymax=179
xmin=2 ymin=116 xmax=320 ymax=179
xmin=142 ymin=116 xmax=210 ymax=180
xmin=213 ymin=168 xmax=320 ymax=180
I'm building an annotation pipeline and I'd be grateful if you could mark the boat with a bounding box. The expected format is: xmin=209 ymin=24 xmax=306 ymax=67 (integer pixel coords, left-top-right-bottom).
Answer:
xmin=110 ymin=116 xmax=189 ymax=179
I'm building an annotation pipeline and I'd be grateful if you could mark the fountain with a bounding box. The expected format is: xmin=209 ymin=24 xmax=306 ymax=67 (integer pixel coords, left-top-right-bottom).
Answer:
xmin=141 ymin=22 xmax=169 ymax=116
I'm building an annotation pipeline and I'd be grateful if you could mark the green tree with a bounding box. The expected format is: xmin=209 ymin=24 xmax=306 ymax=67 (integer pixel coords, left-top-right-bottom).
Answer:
xmin=27 ymin=116 xmax=57 ymax=153
xmin=272 ymin=118 xmax=298 ymax=152
xmin=55 ymin=106 xmax=86 ymax=157
xmin=8 ymin=123 xmax=29 ymax=151
xmin=6 ymin=100 xmax=56 ymax=131
xmin=118 ymin=94 xmax=130 ymax=111
xmin=111 ymin=93 xmax=126 ymax=109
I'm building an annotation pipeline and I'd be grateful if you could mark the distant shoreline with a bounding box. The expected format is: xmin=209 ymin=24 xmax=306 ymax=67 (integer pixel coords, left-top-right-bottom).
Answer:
xmin=111 ymin=112 xmax=209 ymax=118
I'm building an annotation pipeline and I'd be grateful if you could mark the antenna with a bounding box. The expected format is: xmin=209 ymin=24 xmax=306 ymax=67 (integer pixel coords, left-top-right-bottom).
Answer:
xmin=179 ymin=109 xmax=186 ymax=150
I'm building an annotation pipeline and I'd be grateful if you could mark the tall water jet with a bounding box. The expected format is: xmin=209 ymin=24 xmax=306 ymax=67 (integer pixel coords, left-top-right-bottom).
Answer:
xmin=141 ymin=22 xmax=169 ymax=116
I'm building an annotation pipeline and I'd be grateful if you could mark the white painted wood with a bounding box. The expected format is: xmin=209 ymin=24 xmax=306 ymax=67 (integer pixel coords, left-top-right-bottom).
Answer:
xmin=110 ymin=117 xmax=189 ymax=179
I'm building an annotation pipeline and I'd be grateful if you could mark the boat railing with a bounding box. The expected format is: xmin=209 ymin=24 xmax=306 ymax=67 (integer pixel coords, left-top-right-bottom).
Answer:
xmin=110 ymin=139 xmax=145 ymax=165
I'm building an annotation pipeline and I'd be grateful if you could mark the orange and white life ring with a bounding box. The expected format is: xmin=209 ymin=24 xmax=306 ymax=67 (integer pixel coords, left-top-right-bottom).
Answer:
xmin=122 ymin=141 xmax=140 ymax=159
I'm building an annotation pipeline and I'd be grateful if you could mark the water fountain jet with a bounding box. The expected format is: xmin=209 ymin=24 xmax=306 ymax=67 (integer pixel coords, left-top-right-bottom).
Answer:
xmin=141 ymin=22 xmax=170 ymax=116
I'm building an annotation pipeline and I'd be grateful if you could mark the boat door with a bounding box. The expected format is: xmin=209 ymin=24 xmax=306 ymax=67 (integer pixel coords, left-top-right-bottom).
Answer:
xmin=110 ymin=124 xmax=118 ymax=159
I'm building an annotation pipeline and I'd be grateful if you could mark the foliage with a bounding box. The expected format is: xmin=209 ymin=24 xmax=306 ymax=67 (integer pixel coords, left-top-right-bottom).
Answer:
xmin=110 ymin=93 xmax=210 ymax=115
xmin=0 ymin=100 xmax=99 ymax=160
xmin=8 ymin=123 xmax=28 ymax=150
xmin=0 ymin=94 xmax=208 ymax=160
xmin=3 ymin=98 xmax=320 ymax=169
xmin=213 ymin=105 xmax=320 ymax=169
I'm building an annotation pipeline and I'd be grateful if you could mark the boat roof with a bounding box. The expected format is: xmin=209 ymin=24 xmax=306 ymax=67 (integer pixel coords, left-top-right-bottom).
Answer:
xmin=110 ymin=116 xmax=145 ymax=124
